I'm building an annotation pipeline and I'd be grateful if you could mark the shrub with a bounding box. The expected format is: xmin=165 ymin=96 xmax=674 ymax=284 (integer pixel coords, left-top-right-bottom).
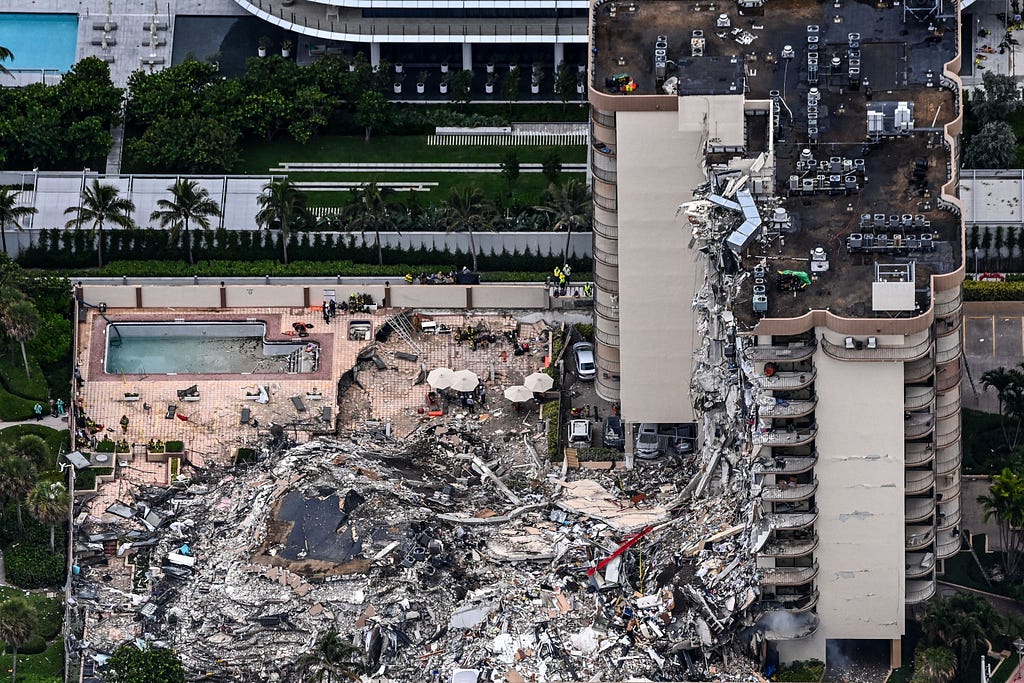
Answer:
xmin=74 ymin=467 xmax=113 ymax=491
xmin=165 ymin=440 xmax=184 ymax=453
xmin=775 ymin=659 xmax=825 ymax=682
xmin=96 ymin=439 xmax=116 ymax=453
xmin=234 ymin=447 xmax=257 ymax=465
xmin=543 ymin=401 xmax=561 ymax=461
xmin=965 ymin=279 xmax=1024 ymax=301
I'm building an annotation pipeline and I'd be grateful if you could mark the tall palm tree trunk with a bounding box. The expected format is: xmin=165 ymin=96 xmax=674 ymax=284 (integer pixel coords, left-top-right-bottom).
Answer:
xmin=97 ymin=222 xmax=105 ymax=269
xmin=563 ymin=227 xmax=572 ymax=267
xmin=18 ymin=341 xmax=29 ymax=379
xmin=282 ymin=210 xmax=291 ymax=265
xmin=0 ymin=222 xmax=7 ymax=254
xmin=10 ymin=645 xmax=16 ymax=683
xmin=49 ymin=523 xmax=54 ymax=554
xmin=374 ymin=231 xmax=383 ymax=267
xmin=185 ymin=220 xmax=194 ymax=266
xmin=15 ymin=500 xmax=23 ymax=535
xmin=469 ymin=230 xmax=478 ymax=272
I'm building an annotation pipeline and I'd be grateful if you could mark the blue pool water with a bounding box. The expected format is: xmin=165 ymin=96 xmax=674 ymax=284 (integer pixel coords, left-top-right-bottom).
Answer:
xmin=0 ymin=14 xmax=79 ymax=72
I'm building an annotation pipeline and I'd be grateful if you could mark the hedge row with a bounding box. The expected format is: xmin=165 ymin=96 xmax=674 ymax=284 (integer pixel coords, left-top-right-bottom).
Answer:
xmin=20 ymin=228 xmax=591 ymax=274
xmin=964 ymin=279 xmax=1024 ymax=300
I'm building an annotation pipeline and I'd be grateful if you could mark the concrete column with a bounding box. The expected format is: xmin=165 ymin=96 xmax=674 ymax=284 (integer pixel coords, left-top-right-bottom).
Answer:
xmin=370 ymin=42 xmax=381 ymax=68
xmin=462 ymin=43 xmax=473 ymax=71
xmin=554 ymin=42 xmax=565 ymax=67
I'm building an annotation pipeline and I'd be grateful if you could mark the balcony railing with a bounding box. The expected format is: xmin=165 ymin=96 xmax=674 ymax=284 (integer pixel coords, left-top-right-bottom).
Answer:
xmin=937 ymin=400 xmax=959 ymax=420
xmin=938 ymin=498 xmax=962 ymax=530
xmin=593 ymin=248 xmax=618 ymax=267
xmin=936 ymin=343 xmax=962 ymax=364
xmin=755 ymin=611 xmax=819 ymax=640
xmin=906 ymin=578 xmax=938 ymax=604
xmin=759 ymin=399 xmax=817 ymax=418
xmin=905 ymin=357 xmax=935 ymax=384
xmin=935 ymin=311 xmax=962 ymax=336
xmin=761 ymin=478 xmax=819 ymax=502
xmin=761 ymin=589 xmax=819 ymax=613
xmin=933 ymin=290 xmax=962 ymax=316
xmin=593 ymin=217 xmax=617 ymax=240
xmin=906 ymin=526 xmax=936 ymax=549
xmin=906 ymin=469 xmax=936 ymax=495
xmin=905 ymin=386 xmax=935 ymax=410
xmin=935 ymin=530 xmax=962 ymax=559
xmin=905 ymin=443 xmax=935 ymax=467
xmin=905 ymin=417 xmax=935 ymax=440
xmin=905 ymin=551 xmax=936 ymax=579
xmin=766 ymin=510 xmax=818 ymax=530
xmin=593 ymin=271 xmax=618 ymax=294
xmin=592 ymin=108 xmax=616 ymax=129
xmin=760 ymin=534 xmax=819 ymax=558
xmin=594 ymin=325 xmax=619 ymax=348
xmin=936 ymin=423 xmax=961 ymax=449
xmin=821 ymin=336 xmax=933 ymax=362
xmin=593 ymin=183 xmax=617 ymax=212
xmin=753 ymin=454 xmax=817 ymax=475
xmin=905 ymin=496 xmax=936 ymax=523
xmin=936 ymin=474 xmax=960 ymax=502
xmin=760 ymin=562 xmax=819 ymax=586
xmin=754 ymin=426 xmax=818 ymax=447
xmin=935 ymin=444 xmax=960 ymax=475
xmin=936 ymin=363 xmax=962 ymax=392
xmin=748 ymin=369 xmax=816 ymax=390
xmin=745 ymin=342 xmax=816 ymax=362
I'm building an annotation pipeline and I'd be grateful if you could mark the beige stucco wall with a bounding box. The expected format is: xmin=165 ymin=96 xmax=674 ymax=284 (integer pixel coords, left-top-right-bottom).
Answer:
xmin=224 ymin=286 xmax=306 ymax=308
xmin=391 ymin=286 xmax=469 ymax=309
xmin=801 ymin=343 xmax=906 ymax=647
xmin=470 ymin=285 xmax=549 ymax=310
xmin=678 ymin=94 xmax=746 ymax=146
xmin=81 ymin=286 xmax=138 ymax=309
xmin=615 ymin=110 xmax=705 ymax=423
xmin=142 ymin=286 xmax=221 ymax=308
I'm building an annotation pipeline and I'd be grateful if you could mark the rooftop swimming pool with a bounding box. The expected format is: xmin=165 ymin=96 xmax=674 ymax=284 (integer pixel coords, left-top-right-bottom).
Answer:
xmin=0 ymin=14 xmax=79 ymax=72
xmin=105 ymin=322 xmax=319 ymax=375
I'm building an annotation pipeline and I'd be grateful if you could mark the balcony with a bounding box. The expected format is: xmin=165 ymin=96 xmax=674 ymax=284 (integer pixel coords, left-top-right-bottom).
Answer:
xmin=745 ymin=342 xmax=816 ymax=362
xmin=760 ymin=534 xmax=819 ymax=558
xmin=906 ymin=525 xmax=936 ymax=550
xmin=591 ymin=145 xmax=617 ymax=183
xmin=905 ymin=496 xmax=936 ymax=523
xmin=905 ymin=415 xmax=935 ymax=440
xmin=938 ymin=497 xmax=962 ymax=531
xmin=935 ymin=311 xmax=962 ymax=337
xmin=755 ymin=611 xmax=819 ymax=640
xmin=936 ymin=422 xmax=961 ymax=449
xmin=760 ymin=562 xmax=819 ymax=586
xmin=748 ymin=369 xmax=816 ymax=390
xmin=937 ymin=399 xmax=960 ymax=420
xmin=766 ymin=510 xmax=818 ymax=530
xmin=761 ymin=589 xmax=819 ymax=613
xmin=905 ymin=386 xmax=936 ymax=410
xmin=936 ymin=473 xmax=961 ymax=502
xmin=821 ymin=336 xmax=933 ymax=362
xmin=933 ymin=288 xmax=962 ymax=316
xmin=754 ymin=426 xmax=818 ymax=447
xmin=905 ymin=443 xmax=935 ymax=467
xmin=936 ymin=363 xmax=962 ymax=392
xmin=593 ymin=182 xmax=617 ymax=212
xmin=905 ymin=357 xmax=935 ymax=384
xmin=593 ymin=216 xmax=617 ymax=240
xmin=759 ymin=399 xmax=817 ymax=418
xmin=935 ymin=444 xmax=960 ymax=475
xmin=592 ymin=108 xmax=616 ymax=130
xmin=936 ymin=340 xmax=962 ymax=364
xmin=761 ymin=478 xmax=818 ymax=502
xmin=753 ymin=454 xmax=817 ymax=475
xmin=906 ymin=578 xmax=938 ymax=604
xmin=905 ymin=551 xmax=936 ymax=579
xmin=935 ymin=530 xmax=962 ymax=559
xmin=906 ymin=469 xmax=936 ymax=495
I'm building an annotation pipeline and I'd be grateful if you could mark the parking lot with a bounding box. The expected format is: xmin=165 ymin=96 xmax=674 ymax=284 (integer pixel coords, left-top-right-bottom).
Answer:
xmin=963 ymin=302 xmax=1024 ymax=412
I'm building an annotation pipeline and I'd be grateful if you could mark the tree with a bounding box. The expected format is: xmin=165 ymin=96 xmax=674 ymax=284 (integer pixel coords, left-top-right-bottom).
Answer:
xmin=500 ymin=151 xmax=521 ymax=194
xmin=104 ymin=644 xmax=186 ymax=683
xmin=996 ymin=225 xmax=1005 ymax=270
xmin=969 ymin=224 xmax=981 ymax=253
xmin=982 ymin=227 xmax=994 ymax=269
xmin=979 ymin=467 xmax=1024 ymax=580
xmin=541 ymin=148 xmax=563 ymax=185
xmin=447 ymin=69 xmax=474 ymax=107
xmin=0 ymin=46 xmax=12 ymax=78
xmin=443 ymin=185 xmax=488 ymax=272
xmin=964 ymin=121 xmax=1019 ymax=169
xmin=255 ymin=179 xmax=310 ymax=265
xmin=0 ymin=456 xmax=37 ymax=535
xmin=502 ymin=66 xmax=521 ymax=114
xmin=534 ymin=178 xmax=593 ymax=265
xmin=1007 ymin=226 xmax=1019 ymax=271
xmin=554 ymin=62 xmax=578 ymax=108
xmin=919 ymin=594 xmax=996 ymax=669
xmin=149 ymin=179 xmax=222 ymax=266
xmin=14 ymin=435 xmax=50 ymax=472
xmin=980 ymin=365 xmax=1024 ymax=450
xmin=64 ymin=179 xmax=136 ymax=269
xmin=0 ymin=188 xmax=37 ymax=255
xmin=0 ymin=597 xmax=37 ymax=683
xmin=27 ymin=482 xmax=69 ymax=554
xmin=345 ymin=182 xmax=397 ymax=267
xmin=911 ymin=646 xmax=957 ymax=683
xmin=354 ymin=90 xmax=390 ymax=143
xmin=294 ymin=628 xmax=364 ymax=682
xmin=974 ymin=71 xmax=1023 ymax=125
xmin=1 ymin=298 xmax=39 ymax=380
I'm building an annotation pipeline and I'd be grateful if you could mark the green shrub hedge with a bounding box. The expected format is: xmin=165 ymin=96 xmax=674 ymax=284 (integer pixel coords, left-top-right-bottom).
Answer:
xmin=544 ymin=401 xmax=561 ymax=461
xmin=775 ymin=659 xmax=825 ymax=682
xmin=965 ymin=279 xmax=1024 ymax=300
xmin=75 ymin=467 xmax=113 ymax=491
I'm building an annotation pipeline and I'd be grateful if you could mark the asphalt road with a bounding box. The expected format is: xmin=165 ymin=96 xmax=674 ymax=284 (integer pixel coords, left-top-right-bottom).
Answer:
xmin=963 ymin=302 xmax=1024 ymax=413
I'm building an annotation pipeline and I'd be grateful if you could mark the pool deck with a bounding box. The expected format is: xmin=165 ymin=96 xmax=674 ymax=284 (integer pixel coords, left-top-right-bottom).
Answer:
xmin=2 ymin=0 xmax=246 ymax=87
xmin=75 ymin=304 xmax=550 ymax=520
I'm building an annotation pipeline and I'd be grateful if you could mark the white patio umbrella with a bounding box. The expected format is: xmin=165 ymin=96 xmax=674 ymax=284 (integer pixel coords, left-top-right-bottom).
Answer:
xmin=450 ymin=369 xmax=480 ymax=393
xmin=427 ymin=367 xmax=456 ymax=389
xmin=523 ymin=372 xmax=554 ymax=393
xmin=503 ymin=385 xmax=535 ymax=403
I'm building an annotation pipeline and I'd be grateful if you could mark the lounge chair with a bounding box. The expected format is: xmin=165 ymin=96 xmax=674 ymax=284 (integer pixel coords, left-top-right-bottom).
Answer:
xmin=165 ymin=405 xmax=177 ymax=420
xmin=321 ymin=406 xmax=332 ymax=423
xmin=240 ymin=407 xmax=251 ymax=425
xmin=291 ymin=396 xmax=307 ymax=412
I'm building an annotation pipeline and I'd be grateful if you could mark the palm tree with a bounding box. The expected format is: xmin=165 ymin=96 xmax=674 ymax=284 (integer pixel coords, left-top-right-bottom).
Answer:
xmin=920 ymin=594 xmax=995 ymax=669
xmin=64 ymin=180 xmax=136 ymax=269
xmin=294 ymin=628 xmax=363 ymax=682
xmin=0 ymin=297 xmax=39 ymax=379
xmin=149 ymin=179 xmax=222 ymax=266
xmin=534 ymin=178 xmax=592 ymax=265
xmin=1007 ymin=226 xmax=1019 ymax=272
xmin=443 ymin=185 xmax=489 ymax=273
xmin=980 ymin=365 xmax=1024 ymax=450
xmin=979 ymin=468 xmax=1024 ymax=579
xmin=14 ymin=435 xmax=49 ymax=472
xmin=912 ymin=646 xmax=957 ymax=683
xmin=344 ymin=182 xmax=397 ymax=267
xmin=27 ymin=482 xmax=69 ymax=554
xmin=982 ymin=228 xmax=993 ymax=270
xmin=0 ymin=46 xmax=12 ymax=78
xmin=0 ymin=597 xmax=37 ymax=683
xmin=996 ymin=225 xmax=1006 ymax=271
xmin=0 ymin=188 xmax=37 ymax=255
xmin=255 ymin=179 xmax=311 ymax=265
xmin=0 ymin=457 xmax=36 ymax=535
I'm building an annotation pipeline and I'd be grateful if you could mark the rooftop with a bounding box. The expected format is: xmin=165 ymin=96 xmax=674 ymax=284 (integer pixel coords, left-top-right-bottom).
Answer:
xmin=592 ymin=0 xmax=963 ymax=324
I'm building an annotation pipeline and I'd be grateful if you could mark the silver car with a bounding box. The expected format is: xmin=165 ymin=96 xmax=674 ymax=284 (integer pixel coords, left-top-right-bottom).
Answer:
xmin=635 ymin=423 xmax=661 ymax=458
xmin=573 ymin=342 xmax=596 ymax=381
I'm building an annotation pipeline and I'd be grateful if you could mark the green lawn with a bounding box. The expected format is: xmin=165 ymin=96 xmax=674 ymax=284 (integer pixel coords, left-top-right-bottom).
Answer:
xmin=0 ymin=587 xmax=64 ymax=683
xmin=0 ymin=426 xmax=69 ymax=465
xmin=239 ymin=135 xmax=586 ymax=173
xmin=0 ymin=348 xmax=50 ymax=422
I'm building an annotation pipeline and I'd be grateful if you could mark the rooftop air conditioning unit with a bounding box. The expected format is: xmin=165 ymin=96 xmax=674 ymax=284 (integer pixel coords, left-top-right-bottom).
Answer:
xmin=848 ymin=233 xmax=863 ymax=248
xmin=753 ymin=295 xmax=769 ymax=313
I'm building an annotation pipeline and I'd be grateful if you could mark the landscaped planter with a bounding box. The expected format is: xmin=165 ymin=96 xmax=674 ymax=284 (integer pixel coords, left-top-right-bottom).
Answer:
xmin=166 ymin=441 xmax=185 ymax=455
xmin=395 ymin=63 xmax=403 ymax=73
xmin=577 ymin=82 xmax=585 ymax=94
xmin=440 ymin=83 xmax=449 ymax=94
xmin=440 ymin=62 xmax=449 ymax=73
xmin=485 ymin=82 xmax=494 ymax=94
xmin=416 ymin=82 xmax=425 ymax=94
xmin=394 ymin=83 xmax=402 ymax=94
xmin=486 ymin=62 xmax=495 ymax=74
xmin=531 ymin=83 xmax=540 ymax=94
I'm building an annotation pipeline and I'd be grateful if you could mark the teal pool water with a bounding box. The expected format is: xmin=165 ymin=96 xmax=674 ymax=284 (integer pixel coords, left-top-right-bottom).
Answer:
xmin=0 ymin=13 xmax=79 ymax=72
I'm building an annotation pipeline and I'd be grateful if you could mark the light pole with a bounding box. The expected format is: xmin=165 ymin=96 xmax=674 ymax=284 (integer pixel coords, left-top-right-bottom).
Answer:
xmin=975 ymin=247 xmax=979 ymax=274
xmin=1013 ymin=637 xmax=1024 ymax=683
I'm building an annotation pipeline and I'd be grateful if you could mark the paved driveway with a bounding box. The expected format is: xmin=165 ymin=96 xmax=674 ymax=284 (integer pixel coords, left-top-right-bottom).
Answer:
xmin=963 ymin=302 xmax=1024 ymax=413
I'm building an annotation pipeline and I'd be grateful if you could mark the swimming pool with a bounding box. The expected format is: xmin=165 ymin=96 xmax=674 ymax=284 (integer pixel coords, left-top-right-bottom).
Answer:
xmin=105 ymin=322 xmax=319 ymax=375
xmin=0 ymin=14 xmax=79 ymax=73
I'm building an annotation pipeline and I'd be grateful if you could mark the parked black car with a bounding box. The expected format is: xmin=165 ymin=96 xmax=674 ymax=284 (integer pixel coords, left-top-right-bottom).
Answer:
xmin=603 ymin=415 xmax=625 ymax=450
